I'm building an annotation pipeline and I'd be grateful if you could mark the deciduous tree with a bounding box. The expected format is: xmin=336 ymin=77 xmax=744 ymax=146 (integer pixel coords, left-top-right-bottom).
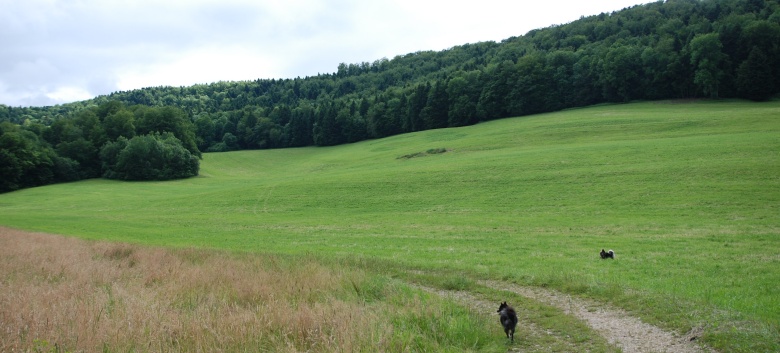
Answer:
xmin=690 ymin=33 xmax=728 ymax=98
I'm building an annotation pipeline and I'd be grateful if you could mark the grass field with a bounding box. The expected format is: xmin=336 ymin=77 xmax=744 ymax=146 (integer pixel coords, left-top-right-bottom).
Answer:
xmin=2 ymin=229 xmax=518 ymax=352
xmin=1 ymin=100 xmax=779 ymax=352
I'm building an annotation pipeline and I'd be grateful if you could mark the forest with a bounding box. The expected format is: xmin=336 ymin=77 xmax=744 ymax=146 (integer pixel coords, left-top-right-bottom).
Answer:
xmin=1 ymin=0 xmax=779 ymax=192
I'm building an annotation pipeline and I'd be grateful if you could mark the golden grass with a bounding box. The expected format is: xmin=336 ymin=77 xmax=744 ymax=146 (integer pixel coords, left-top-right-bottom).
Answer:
xmin=0 ymin=228 xmax=396 ymax=352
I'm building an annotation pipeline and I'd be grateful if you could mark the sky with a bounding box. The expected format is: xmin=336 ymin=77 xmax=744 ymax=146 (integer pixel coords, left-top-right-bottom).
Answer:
xmin=1 ymin=0 xmax=652 ymax=107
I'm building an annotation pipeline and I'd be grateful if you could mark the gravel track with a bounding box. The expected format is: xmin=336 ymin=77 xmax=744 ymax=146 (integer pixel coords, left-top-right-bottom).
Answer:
xmin=415 ymin=277 xmax=715 ymax=353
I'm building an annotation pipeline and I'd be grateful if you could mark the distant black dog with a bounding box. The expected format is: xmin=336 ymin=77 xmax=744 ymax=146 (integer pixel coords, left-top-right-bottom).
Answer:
xmin=600 ymin=249 xmax=615 ymax=259
xmin=497 ymin=301 xmax=518 ymax=341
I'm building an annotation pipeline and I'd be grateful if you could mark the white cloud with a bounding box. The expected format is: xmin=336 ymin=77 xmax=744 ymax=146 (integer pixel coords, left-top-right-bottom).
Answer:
xmin=45 ymin=86 xmax=93 ymax=103
xmin=0 ymin=0 xmax=651 ymax=107
xmin=116 ymin=46 xmax=281 ymax=90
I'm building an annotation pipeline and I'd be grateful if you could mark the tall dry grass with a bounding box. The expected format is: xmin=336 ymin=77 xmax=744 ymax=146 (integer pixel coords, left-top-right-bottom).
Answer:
xmin=0 ymin=228 xmax=402 ymax=352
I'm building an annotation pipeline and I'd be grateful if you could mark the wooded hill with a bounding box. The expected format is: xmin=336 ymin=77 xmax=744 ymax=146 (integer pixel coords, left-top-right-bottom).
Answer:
xmin=1 ymin=0 xmax=778 ymax=191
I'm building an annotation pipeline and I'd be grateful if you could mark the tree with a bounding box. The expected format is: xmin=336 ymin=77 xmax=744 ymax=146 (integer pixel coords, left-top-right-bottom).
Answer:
xmin=641 ymin=38 xmax=685 ymax=100
xmin=337 ymin=105 xmax=366 ymax=143
xmin=690 ymin=33 xmax=728 ymax=98
xmin=194 ymin=114 xmax=216 ymax=151
xmin=736 ymin=47 xmax=776 ymax=101
xmin=545 ymin=50 xmax=578 ymax=109
xmin=0 ymin=126 xmax=44 ymax=192
xmin=510 ymin=53 xmax=550 ymax=115
xmin=269 ymin=104 xmax=292 ymax=126
xmin=446 ymin=70 xmax=481 ymax=127
xmin=100 ymin=133 xmax=199 ymax=181
xmin=570 ymin=51 xmax=602 ymax=106
xmin=383 ymin=96 xmax=405 ymax=135
xmin=207 ymin=133 xmax=241 ymax=152
xmin=236 ymin=107 xmax=261 ymax=148
xmin=96 ymin=100 xmax=125 ymax=119
xmin=287 ymin=105 xmax=314 ymax=147
xmin=99 ymin=136 xmax=129 ymax=179
xmin=599 ymin=45 xmax=644 ymax=102
xmin=740 ymin=20 xmax=780 ymax=87
xmin=421 ymin=80 xmax=449 ymax=130
xmin=313 ymin=103 xmax=343 ymax=146
xmin=477 ymin=60 xmax=516 ymax=121
xmin=73 ymin=109 xmax=107 ymax=150
xmin=405 ymin=83 xmax=429 ymax=131
xmin=252 ymin=117 xmax=282 ymax=149
xmin=103 ymin=110 xmax=136 ymax=141
xmin=0 ymin=122 xmax=75 ymax=193
xmin=366 ymin=99 xmax=390 ymax=138
xmin=135 ymin=106 xmax=201 ymax=157
xmin=56 ymin=137 xmax=99 ymax=178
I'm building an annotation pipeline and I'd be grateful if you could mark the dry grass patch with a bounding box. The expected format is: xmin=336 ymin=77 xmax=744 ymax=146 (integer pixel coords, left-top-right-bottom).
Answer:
xmin=2 ymin=227 xmax=492 ymax=352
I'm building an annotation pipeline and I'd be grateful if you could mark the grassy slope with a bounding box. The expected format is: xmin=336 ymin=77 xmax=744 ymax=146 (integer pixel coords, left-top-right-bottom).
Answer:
xmin=2 ymin=100 xmax=779 ymax=350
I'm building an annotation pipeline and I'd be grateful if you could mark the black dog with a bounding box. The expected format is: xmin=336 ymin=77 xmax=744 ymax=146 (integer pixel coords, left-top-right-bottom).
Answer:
xmin=497 ymin=301 xmax=518 ymax=341
xmin=600 ymin=249 xmax=615 ymax=259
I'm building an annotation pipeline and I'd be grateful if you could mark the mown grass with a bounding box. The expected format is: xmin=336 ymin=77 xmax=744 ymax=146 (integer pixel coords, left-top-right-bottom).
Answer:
xmin=1 ymin=100 xmax=779 ymax=351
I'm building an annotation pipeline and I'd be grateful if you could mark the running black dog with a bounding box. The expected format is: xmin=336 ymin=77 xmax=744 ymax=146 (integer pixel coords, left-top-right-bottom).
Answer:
xmin=600 ymin=249 xmax=615 ymax=259
xmin=497 ymin=301 xmax=518 ymax=341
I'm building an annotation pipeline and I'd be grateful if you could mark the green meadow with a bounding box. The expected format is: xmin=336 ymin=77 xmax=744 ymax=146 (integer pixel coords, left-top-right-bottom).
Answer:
xmin=2 ymin=100 xmax=779 ymax=351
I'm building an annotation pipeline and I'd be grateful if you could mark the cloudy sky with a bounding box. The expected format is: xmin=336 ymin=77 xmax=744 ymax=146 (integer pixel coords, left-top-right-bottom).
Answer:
xmin=1 ymin=0 xmax=651 ymax=107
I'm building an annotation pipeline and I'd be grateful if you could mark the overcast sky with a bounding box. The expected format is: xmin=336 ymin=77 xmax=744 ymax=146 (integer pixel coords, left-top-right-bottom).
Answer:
xmin=1 ymin=0 xmax=651 ymax=107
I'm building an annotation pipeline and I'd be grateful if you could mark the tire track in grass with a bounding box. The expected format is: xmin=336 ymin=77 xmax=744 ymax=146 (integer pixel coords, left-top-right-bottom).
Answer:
xmin=254 ymin=185 xmax=275 ymax=215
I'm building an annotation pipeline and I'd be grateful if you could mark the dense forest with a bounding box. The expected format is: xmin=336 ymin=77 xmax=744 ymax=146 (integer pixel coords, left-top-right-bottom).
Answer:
xmin=1 ymin=0 xmax=779 ymax=192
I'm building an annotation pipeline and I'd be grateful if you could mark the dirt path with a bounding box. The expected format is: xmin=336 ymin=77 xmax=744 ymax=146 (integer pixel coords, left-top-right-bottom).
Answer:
xmin=418 ymin=278 xmax=714 ymax=353
xmin=484 ymin=280 xmax=715 ymax=353
xmin=413 ymin=285 xmax=548 ymax=352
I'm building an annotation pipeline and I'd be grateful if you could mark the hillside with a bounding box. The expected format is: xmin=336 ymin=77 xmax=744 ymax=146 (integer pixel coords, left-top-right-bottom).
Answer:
xmin=2 ymin=100 xmax=779 ymax=351
xmin=2 ymin=0 xmax=779 ymax=193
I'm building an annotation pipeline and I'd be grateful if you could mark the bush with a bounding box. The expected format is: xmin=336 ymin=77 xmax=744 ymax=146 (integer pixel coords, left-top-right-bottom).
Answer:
xmin=100 ymin=132 xmax=199 ymax=181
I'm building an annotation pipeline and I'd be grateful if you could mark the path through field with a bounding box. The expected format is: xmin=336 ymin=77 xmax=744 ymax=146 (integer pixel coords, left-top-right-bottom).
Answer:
xmin=1 ymin=227 xmax=715 ymax=352
xmin=418 ymin=280 xmax=714 ymax=353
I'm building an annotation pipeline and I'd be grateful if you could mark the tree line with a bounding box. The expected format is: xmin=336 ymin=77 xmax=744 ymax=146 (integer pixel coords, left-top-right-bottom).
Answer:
xmin=1 ymin=103 xmax=200 ymax=193
xmin=1 ymin=0 xmax=778 ymax=192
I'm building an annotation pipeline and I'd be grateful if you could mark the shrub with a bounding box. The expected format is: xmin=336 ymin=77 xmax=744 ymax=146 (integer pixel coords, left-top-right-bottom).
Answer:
xmin=100 ymin=132 xmax=199 ymax=181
